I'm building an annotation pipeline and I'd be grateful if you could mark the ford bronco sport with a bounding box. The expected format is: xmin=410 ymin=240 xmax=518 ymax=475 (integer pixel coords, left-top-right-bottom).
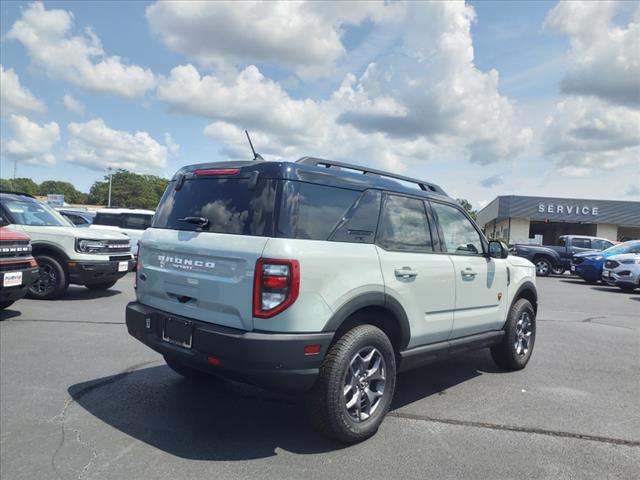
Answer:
xmin=0 ymin=227 xmax=39 ymax=310
xmin=0 ymin=192 xmax=133 ymax=299
xmin=126 ymin=158 xmax=538 ymax=443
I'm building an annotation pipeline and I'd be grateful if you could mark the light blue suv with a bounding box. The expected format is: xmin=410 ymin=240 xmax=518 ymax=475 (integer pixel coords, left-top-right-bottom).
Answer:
xmin=126 ymin=158 xmax=538 ymax=443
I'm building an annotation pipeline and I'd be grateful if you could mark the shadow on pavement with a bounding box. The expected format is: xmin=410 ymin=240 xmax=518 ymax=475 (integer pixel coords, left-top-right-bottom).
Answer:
xmin=53 ymin=285 xmax=122 ymax=301
xmin=69 ymin=351 xmax=495 ymax=459
xmin=0 ymin=308 xmax=21 ymax=321
xmin=589 ymin=286 xmax=630 ymax=294
xmin=559 ymin=279 xmax=592 ymax=286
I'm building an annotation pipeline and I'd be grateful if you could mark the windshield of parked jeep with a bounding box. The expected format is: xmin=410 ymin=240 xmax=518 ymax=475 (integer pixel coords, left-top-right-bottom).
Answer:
xmin=2 ymin=198 xmax=72 ymax=227
xmin=152 ymin=177 xmax=277 ymax=236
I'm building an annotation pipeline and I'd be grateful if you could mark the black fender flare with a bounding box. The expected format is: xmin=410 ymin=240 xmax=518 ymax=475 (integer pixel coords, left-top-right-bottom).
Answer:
xmin=531 ymin=248 xmax=561 ymax=266
xmin=31 ymin=241 xmax=70 ymax=263
xmin=510 ymin=281 xmax=538 ymax=315
xmin=322 ymin=292 xmax=412 ymax=350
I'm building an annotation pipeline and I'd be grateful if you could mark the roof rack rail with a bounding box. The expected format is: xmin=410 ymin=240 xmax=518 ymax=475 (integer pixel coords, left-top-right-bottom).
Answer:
xmin=296 ymin=157 xmax=448 ymax=196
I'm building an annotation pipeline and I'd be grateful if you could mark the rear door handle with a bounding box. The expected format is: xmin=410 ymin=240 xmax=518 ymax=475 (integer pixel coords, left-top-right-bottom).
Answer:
xmin=395 ymin=268 xmax=418 ymax=279
xmin=461 ymin=268 xmax=477 ymax=279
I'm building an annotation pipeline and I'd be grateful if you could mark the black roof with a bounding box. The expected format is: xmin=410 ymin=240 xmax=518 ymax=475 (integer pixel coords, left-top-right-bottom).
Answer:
xmin=0 ymin=190 xmax=36 ymax=199
xmin=172 ymin=157 xmax=451 ymax=201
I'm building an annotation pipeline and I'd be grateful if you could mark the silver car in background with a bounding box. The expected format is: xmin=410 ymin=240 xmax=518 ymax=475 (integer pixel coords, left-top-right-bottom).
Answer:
xmin=602 ymin=253 xmax=640 ymax=292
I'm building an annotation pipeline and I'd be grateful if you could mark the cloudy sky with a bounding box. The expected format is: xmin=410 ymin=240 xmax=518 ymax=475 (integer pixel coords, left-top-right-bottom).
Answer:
xmin=0 ymin=1 xmax=638 ymax=208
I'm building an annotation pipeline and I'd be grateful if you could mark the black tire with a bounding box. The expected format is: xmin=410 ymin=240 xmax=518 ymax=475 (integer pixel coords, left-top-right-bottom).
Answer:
xmin=0 ymin=301 xmax=15 ymax=310
xmin=27 ymin=255 xmax=68 ymax=300
xmin=306 ymin=324 xmax=396 ymax=444
xmin=619 ymin=284 xmax=637 ymax=292
xmin=164 ymin=356 xmax=214 ymax=380
xmin=85 ymin=280 xmax=117 ymax=290
xmin=533 ymin=257 xmax=551 ymax=277
xmin=551 ymin=267 xmax=565 ymax=275
xmin=584 ymin=278 xmax=599 ymax=285
xmin=491 ymin=298 xmax=536 ymax=371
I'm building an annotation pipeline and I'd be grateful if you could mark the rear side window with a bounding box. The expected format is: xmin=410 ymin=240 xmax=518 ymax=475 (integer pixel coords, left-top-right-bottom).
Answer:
xmin=94 ymin=213 xmax=121 ymax=227
xmin=377 ymin=195 xmax=433 ymax=252
xmin=591 ymin=239 xmax=611 ymax=250
xmin=153 ymin=177 xmax=277 ymax=236
xmin=330 ymin=190 xmax=381 ymax=244
xmin=278 ymin=181 xmax=359 ymax=240
xmin=572 ymin=238 xmax=591 ymax=249
xmin=121 ymin=214 xmax=152 ymax=230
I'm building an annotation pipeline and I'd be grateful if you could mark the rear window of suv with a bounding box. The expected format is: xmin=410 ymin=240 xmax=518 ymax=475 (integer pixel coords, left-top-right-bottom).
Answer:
xmin=152 ymin=177 xmax=278 ymax=236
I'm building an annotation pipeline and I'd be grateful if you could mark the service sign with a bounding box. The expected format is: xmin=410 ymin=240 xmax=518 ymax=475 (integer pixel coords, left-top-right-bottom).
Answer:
xmin=537 ymin=203 xmax=598 ymax=216
xmin=47 ymin=194 xmax=65 ymax=207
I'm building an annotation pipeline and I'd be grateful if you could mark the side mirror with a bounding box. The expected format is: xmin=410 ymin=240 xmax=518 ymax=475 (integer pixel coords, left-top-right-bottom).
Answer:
xmin=488 ymin=240 xmax=509 ymax=259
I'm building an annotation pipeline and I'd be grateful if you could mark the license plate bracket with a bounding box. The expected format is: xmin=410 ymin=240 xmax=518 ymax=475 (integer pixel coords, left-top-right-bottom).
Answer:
xmin=162 ymin=317 xmax=193 ymax=349
xmin=3 ymin=271 xmax=22 ymax=288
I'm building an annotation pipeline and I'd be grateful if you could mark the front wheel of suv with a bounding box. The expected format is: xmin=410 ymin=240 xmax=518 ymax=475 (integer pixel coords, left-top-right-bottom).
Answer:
xmin=27 ymin=255 xmax=68 ymax=300
xmin=491 ymin=298 xmax=536 ymax=371
xmin=306 ymin=324 xmax=396 ymax=444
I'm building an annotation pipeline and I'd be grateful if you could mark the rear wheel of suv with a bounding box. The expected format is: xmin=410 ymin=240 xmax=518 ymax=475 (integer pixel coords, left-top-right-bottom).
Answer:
xmin=85 ymin=280 xmax=117 ymax=291
xmin=164 ymin=356 xmax=214 ymax=380
xmin=27 ymin=255 xmax=68 ymax=300
xmin=491 ymin=298 xmax=536 ymax=370
xmin=533 ymin=257 xmax=551 ymax=277
xmin=306 ymin=324 xmax=396 ymax=443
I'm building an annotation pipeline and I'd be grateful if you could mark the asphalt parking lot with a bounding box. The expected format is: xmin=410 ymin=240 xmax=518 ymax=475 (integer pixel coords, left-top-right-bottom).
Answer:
xmin=1 ymin=274 xmax=638 ymax=479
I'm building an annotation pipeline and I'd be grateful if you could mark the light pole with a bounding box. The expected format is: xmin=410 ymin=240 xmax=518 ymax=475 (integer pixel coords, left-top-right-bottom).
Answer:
xmin=107 ymin=167 xmax=113 ymax=207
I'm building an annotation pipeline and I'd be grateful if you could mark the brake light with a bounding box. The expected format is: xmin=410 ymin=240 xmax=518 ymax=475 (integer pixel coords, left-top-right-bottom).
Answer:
xmin=134 ymin=246 xmax=141 ymax=289
xmin=194 ymin=168 xmax=240 ymax=176
xmin=253 ymin=258 xmax=300 ymax=318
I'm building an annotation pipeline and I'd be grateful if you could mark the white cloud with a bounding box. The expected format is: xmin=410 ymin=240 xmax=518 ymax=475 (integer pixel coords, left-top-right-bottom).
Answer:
xmin=542 ymin=97 xmax=640 ymax=172
xmin=158 ymin=2 xmax=531 ymax=169
xmin=545 ymin=1 xmax=640 ymax=107
xmin=1 ymin=114 xmax=59 ymax=166
xmin=62 ymin=93 xmax=84 ymax=114
xmin=7 ymin=2 xmax=155 ymax=99
xmin=67 ymin=118 xmax=169 ymax=172
xmin=0 ymin=65 xmax=46 ymax=115
xmin=480 ymin=174 xmax=504 ymax=188
xmin=146 ymin=1 xmax=402 ymax=80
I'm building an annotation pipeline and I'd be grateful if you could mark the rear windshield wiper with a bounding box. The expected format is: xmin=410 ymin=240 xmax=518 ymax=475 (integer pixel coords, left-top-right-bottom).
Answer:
xmin=178 ymin=216 xmax=209 ymax=230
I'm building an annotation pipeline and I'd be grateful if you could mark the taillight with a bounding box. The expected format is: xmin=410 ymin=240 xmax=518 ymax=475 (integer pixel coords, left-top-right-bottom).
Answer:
xmin=253 ymin=258 xmax=300 ymax=318
xmin=134 ymin=246 xmax=141 ymax=289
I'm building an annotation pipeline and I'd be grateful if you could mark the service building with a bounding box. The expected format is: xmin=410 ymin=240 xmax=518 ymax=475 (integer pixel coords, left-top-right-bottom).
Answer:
xmin=476 ymin=196 xmax=640 ymax=245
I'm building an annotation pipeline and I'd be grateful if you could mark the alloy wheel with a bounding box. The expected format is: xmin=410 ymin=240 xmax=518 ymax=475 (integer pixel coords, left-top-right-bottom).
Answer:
xmin=535 ymin=260 xmax=549 ymax=275
xmin=32 ymin=263 xmax=57 ymax=294
xmin=343 ymin=347 xmax=387 ymax=422
xmin=514 ymin=312 xmax=533 ymax=356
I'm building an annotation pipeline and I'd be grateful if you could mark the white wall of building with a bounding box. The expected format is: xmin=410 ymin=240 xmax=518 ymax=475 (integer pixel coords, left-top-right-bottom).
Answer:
xmin=482 ymin=218 xmax=530 ymax=244
xmin=595 ymin=224 xmax=618 ymax=241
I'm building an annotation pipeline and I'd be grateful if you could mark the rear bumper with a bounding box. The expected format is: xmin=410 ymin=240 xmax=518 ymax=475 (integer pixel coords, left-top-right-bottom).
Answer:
xmin=126 ymin=302 xmax=334 ymax=392
xmin=0 ymin=266 xmax=39 ymax=302
xmin=68 ymin=258 xmax=133 ymax=285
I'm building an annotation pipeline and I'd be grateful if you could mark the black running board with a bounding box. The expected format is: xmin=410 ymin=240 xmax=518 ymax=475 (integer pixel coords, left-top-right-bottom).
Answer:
xmin=398 ymin=331 xmax=504 ymax=372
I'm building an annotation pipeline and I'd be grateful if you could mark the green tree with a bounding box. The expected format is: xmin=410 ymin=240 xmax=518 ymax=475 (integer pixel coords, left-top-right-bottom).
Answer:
xmin=0 ymin=177 xmax=39 ymax=196
xmin=87 ymin=170 xmax=168 ymax=209
xmin=457 ymin=198 xmax=477 ymax=220
xmin=38 ymin=180 xmax=87 ymax=204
